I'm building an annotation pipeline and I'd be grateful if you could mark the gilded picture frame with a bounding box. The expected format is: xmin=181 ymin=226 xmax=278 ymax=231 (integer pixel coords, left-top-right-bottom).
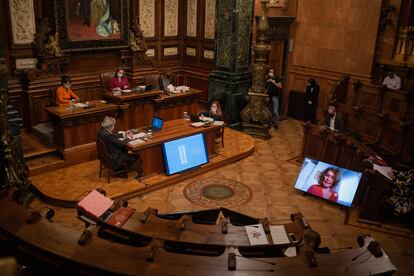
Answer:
xmin=54 ymin=0 xmax=130 ymax=52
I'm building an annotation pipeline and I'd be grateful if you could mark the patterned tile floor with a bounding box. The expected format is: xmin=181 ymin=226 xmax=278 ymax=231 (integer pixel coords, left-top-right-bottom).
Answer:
xmin=31 ymin=119 xmax=414 ymax=274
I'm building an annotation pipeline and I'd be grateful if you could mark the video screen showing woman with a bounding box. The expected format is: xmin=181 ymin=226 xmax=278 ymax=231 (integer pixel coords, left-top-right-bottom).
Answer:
xmin=294 ymin=157 xmax=362 ymax=207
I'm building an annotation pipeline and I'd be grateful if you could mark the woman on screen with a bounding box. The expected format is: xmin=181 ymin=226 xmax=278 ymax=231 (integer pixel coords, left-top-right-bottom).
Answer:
xmin=307 ymin=167 xmax=340 ymax=202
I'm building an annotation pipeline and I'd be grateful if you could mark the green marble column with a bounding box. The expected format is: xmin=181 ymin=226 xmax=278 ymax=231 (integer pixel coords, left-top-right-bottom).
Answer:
xmin=208 ymin=0 xmax=253 ymax=125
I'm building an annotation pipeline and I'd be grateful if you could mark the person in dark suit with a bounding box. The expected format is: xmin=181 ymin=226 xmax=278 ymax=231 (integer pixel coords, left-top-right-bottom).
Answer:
xmin=304 ymin=78 xmax=320 ymax=124
xmin=97 ymin=116 xmax=137 ymax=178
xmin=266 ymin=68 xmax=282 ymax=129
xmin=323 ymin=106 xmax=345 ymax=133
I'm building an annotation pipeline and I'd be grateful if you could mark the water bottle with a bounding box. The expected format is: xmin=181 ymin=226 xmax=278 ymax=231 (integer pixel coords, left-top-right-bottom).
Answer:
xmin=183 ymin=111 xmax=190 ymax=122
xmin=69 ymin=100 xmax=74 ymax=112
xmin=147 ymin=130 xmax=153 ymax=140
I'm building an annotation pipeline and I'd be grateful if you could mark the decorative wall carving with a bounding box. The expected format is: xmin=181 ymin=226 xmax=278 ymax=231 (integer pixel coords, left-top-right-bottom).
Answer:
xmin=139 ymin=0 xmax=155 ymax=37
xmin=9 ymin=0 xmax=36 ymax=44
xmin=187 ymin=0 xmax=197 ymax=37
xmin=164 ymin=0 xmax=179 ymax=37
xmin=204 ymin=0 xmax=216 ymax=39
xmin=186 ymin=47 xmax=197 ymax=56
xmin=203 ymin=50 xmax=214 ymax=59
xmin=146 ymin=49 xmax=155 ymax=57
xmin=15 ymin=58 xmax=38 ymax=70
xmin=164 ymin=47 xmax=178 ymax=56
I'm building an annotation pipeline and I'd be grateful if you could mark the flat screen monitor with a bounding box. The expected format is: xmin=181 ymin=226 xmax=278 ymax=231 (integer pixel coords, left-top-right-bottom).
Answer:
xmin=162 ymin=133 xmax=209 ymax=175
xmin=294 ymin=157 xmax=363 ymax=207
xmin=152 ymin=116 xmax=163 ymax=130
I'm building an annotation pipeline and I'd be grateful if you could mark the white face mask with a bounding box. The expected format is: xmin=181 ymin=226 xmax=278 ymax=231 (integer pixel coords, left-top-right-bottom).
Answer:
xmin=117 ymin=73 xmax=123 ymax=78
xmin=211 ymin=106 xmax=217 ymax=113
xmin=63 ymin=83 xmax=71 ymax=89
xmin=268 ymin=72 xmax=274 ymax=77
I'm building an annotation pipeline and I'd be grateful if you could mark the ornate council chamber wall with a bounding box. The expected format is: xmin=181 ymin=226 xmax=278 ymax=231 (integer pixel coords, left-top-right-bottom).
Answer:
xmin=0 ymin=0 xmax=217 ymax=128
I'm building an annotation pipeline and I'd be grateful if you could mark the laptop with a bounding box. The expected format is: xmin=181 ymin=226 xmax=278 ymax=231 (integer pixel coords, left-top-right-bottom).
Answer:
xmin=145 ymin=116 xmax=164 ymax=132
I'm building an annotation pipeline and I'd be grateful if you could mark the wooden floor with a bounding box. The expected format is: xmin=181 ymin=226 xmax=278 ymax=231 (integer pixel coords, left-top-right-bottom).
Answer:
xmin=30 ymin=119 xmax=414 ymax=275
xmin=29 ymin=127 xmax=255 ymax=205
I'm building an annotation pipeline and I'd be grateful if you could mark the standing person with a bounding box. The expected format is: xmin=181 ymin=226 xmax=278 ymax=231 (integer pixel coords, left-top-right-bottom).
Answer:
xmin=109 ymin=68 xmax=130 ymax=90
xmin=304 ymin=78 xmax=319 ymax=124
xmin=56 ymin=76 xmax=79 ymax=105
xmin=266 ymin=68 xmax=282 ymax=129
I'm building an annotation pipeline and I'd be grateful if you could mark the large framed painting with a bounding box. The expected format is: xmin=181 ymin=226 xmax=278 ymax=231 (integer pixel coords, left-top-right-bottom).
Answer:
xmin=54 ymin=0 xmax=130 ymax=52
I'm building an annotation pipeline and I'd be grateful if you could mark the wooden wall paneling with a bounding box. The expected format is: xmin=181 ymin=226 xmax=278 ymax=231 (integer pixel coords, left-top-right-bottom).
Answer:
xmin=301 ymin=127 xmax=327 ymax=161
xmin=27 ymin=89 xmax=54 ymax=125
xmin=320 ymin=132 xmax=342 ymax=165
xmin=381 ymin=89 xmax=409 ymax=120
xmin=7 ymin=78 xmax=26 ymax=127
xmin=376 ymin=118 xmax=405 ymax=155
xmin=354 ymin=112 xmax=383 ymax=144
xmin=335 ymin=139 xmax=355 ymax=170
xmin=353 ymin=85 xmax=382 ymax=113
xmin=401 ymin=128 xmax=414 ymax=164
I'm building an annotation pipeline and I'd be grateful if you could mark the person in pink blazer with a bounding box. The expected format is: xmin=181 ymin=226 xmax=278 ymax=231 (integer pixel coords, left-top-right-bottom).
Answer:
xmin=109 ymin=68 xmax=131 ymax=90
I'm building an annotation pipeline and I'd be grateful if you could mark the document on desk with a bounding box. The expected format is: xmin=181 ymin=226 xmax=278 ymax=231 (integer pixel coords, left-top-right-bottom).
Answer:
xmin=245 ymin=224 xmax=269 ymax=245
xmin=133 ymin=132 xmax=146 ymax=139
xmin=373 ymin=164 xmax=393 ymax=180
xmin=190 ymin=122 xmax=204 ymax=127
xmin=269 ymin=225 xmax=290 ymax=245
xmin=77 ymin=190 xmax=113 ymax=217
xmin=201 ymin=116 xmax=214 ymax=123
xmin=74 ymin=103 xmax=88 ymax=108
xmin=128 ymin=139 xmax=144 ymax=146
xmin=213 ymin=121 xmax=224 ymax=126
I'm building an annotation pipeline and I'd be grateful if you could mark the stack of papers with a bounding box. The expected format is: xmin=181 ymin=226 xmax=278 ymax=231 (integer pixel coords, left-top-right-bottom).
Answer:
xmin=74 ymin=103 xmax=88 ymax=108
xmin=133 ymin=132 xmax=146 ymax=139
xmin=175 ymin=86 xmax=190 ymax=91
xmin=201 ymin=116 xmax=214 ymax=123
xmin=245 ymin=224 xmax=269 ymax=245
xmin=213 ymin=121 xmax=224 ymax=126
xmin=190 ymin=122 xmax=205 ymax=127
xmin=128 ymin=139 xmax=144 ymax=146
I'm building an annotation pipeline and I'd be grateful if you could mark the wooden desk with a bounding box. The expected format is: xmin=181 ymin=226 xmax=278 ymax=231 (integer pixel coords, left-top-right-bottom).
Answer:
xmin=154 ymin=89 xmax=202 ymax=121
xmin=127 ymin=119 xmax=222 ymax=178
xmin=45 ymin=100 xmax=128 ymax=161
xmin=102 ymin=90 xmax=163 ymax=130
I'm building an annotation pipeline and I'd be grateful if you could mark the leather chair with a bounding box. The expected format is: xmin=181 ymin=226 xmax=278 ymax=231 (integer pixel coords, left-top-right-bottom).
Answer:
xmin=100 ymin=72 xmax=115 ymax=91
xmin=49 ymin=87 xmax=57 ymax=106
xmin=144 ymin=74 xmax=161 ymax=89
xmin=96 ymin=138 xmax=129 ymax=183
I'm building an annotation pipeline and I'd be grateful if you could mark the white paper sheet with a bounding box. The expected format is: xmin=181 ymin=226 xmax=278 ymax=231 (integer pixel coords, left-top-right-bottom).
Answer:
xmin=269 ymin=225 xmax=290 ymax=245
xmin=245 ymin=224 xmax=268 ymax=245
xmin=373 ymin=164 xmax=394 ymax=180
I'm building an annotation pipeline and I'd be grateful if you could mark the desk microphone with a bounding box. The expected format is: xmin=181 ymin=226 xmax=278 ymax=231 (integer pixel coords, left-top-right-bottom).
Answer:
xmin=352 ymin=241 xmax=383 ymax=261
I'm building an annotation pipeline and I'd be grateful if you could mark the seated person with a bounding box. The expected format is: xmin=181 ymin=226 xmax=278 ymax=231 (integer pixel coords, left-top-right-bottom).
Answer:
xmin=56 ymin=76 xmax=79 ymax=105
xmin=109 ymin=68 xmax=131 ymax=91
xmin=307 ymin=167 xmax=339 ymax=202
xmin=323 ymin=105 xmax=344 ymax=133
xmin=97 ymin=116 xmax=138 ymax=178
xmin=199 ymin=100 xmax=223 ymax=121
xmin=382 ymin=70 xmax=401 ymax=90
xmin=159 ymin=69 xmax=175 ymax=93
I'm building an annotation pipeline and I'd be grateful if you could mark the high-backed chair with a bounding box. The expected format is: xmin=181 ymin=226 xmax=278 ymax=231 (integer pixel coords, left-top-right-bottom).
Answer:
xmin=100 ymin=72 xmax=115 ymax=91
xmin=144 ymin=73 xmax=161 ymax=89
xmin=96 ymin=138 xmax=128 ymax=183
xmin=49 ymin=87 xmax=57 ymax=106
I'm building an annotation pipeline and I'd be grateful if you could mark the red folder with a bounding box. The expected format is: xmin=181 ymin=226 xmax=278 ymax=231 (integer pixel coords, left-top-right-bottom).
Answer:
xmin=106 ymin=207 xmax=135 ymax=227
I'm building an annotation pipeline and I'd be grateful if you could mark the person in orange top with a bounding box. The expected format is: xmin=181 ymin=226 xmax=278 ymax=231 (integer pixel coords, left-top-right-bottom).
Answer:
xmin=56 ymin=76 xmax=79 ymax=105
xmin=307 ymin=167 xmax=340 ymax=202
